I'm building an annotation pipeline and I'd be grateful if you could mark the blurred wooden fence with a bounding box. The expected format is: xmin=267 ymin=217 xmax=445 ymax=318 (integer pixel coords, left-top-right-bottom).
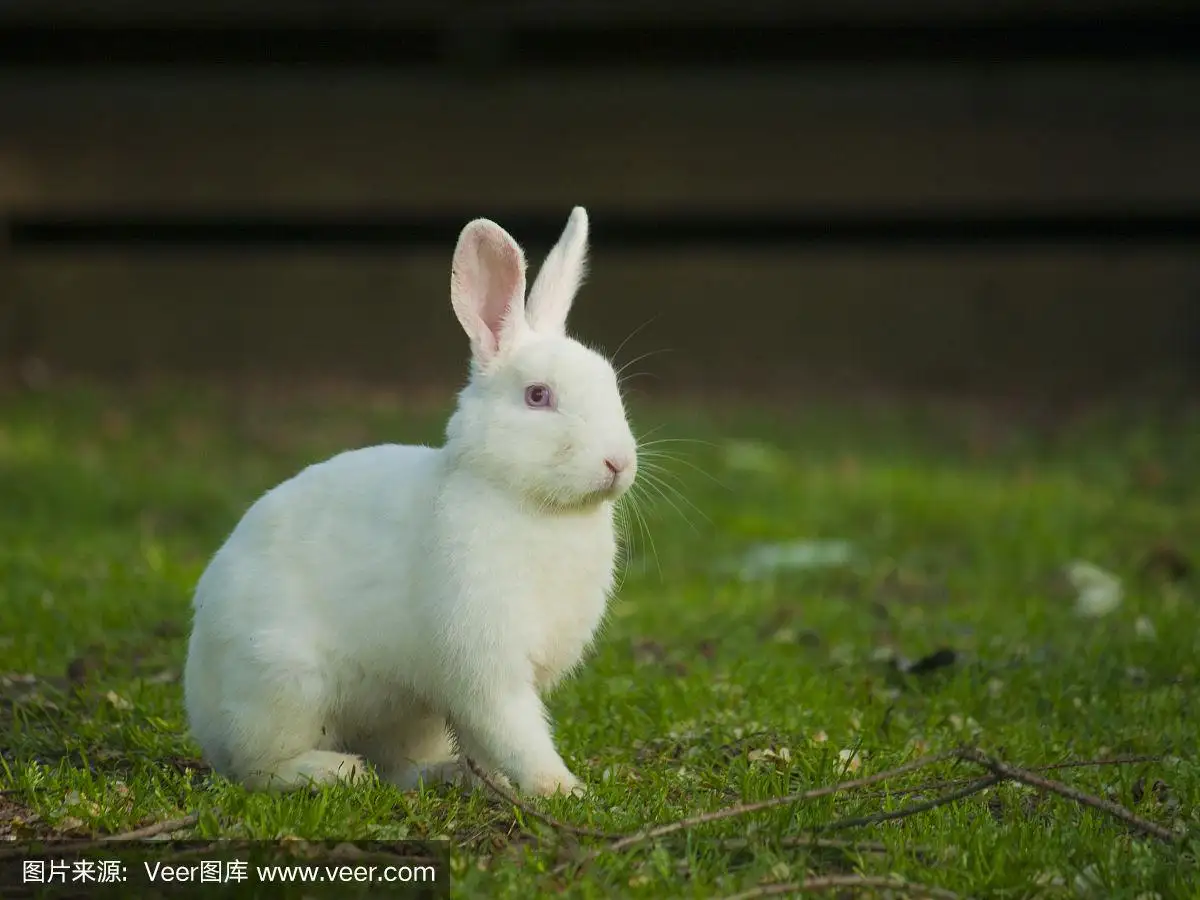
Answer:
xmin=1 ymin=2 xmax=1198 ymax=397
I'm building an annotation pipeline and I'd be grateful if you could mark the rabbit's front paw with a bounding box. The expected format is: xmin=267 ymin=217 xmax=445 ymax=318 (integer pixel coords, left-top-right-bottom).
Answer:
xmin=528 ymin=769 xmax=584 ymax=798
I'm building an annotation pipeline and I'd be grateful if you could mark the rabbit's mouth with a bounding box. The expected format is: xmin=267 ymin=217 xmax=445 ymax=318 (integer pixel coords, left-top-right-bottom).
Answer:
xmin=592 ymin=473 xmax=634 ymax=505
xmin=537 ymin=480 xmax=630 ymax=514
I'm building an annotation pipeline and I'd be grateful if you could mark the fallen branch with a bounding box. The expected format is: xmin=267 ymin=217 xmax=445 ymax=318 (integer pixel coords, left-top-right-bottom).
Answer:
xmin=550 ymin=745 xmax=1177 ymax=881
xmin=955 ymin=748 xmax=1179 ymax=844
xmin=1037 ymin=753 xmax=1164 ymax=772
xmin=100 ymin=813 xmax=201 ymax=842
xmin=0 ymin=813 xmax=200 ymax=860
xmin=464 ymin=758 xmax=624 ymax=840
xmin=856 ymin=753 xmax=1165 ymax=801
xmin=718 ymin=836 xmax=920 ymax=857
xmin=820 ymin=776 xmax=1001 ymax=834
xmin=718 ymin=874 xmax=960 ymax=899
xmin=555 ymin=750 xmax=961 ymax=875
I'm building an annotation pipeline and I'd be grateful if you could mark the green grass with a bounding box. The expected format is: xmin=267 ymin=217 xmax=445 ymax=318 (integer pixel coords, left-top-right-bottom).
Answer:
xmin=1 ymin=382 xmax=1198 ymax=898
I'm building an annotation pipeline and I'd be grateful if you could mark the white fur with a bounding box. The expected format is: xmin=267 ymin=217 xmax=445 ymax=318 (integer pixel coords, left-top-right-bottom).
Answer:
xmin=183 ymin=207 xmax=637 ymax=796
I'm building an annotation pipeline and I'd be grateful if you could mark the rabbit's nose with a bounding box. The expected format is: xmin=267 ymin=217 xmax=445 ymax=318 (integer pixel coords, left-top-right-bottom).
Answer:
xmin=605 ymin=457 xmax=630 ymax=476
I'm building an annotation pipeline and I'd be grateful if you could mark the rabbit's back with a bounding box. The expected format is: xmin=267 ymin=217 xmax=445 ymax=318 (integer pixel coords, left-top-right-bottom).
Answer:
xmin=193 ymin=443 xmax=441 ymax=620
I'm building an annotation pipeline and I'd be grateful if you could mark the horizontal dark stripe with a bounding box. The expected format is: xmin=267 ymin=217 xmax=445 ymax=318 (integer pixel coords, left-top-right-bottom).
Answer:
xmin=8 ymin=212 xmax=1200 ymax=251
xmin=0 ymin=16 xmax=1199 ymax=69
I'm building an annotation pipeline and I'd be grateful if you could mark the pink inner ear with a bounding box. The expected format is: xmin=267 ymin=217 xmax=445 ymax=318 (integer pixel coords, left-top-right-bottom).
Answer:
xmin=464 ymin=232 xmax=523 ymax=356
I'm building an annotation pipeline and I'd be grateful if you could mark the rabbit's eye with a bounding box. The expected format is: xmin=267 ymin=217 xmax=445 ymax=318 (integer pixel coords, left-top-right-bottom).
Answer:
xmin=524 ymin=383 xmax=554 ymax=409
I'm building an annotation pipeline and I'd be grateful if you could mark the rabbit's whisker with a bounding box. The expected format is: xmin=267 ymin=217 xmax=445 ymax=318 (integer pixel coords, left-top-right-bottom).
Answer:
xmin=607 ymin=315 xmax=662 ymax=367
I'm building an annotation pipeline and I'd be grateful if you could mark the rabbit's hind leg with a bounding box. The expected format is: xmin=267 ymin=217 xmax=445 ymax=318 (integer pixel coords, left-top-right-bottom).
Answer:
xmin=244 ymin=750 xmax=370 ymax=791
xmin=368 ymin=715 xmax=459 ymax=790
xmin=218 ymin=669 xmax=369 ymax=792
xmin=358 ymin=710 xmax=479 ymax=791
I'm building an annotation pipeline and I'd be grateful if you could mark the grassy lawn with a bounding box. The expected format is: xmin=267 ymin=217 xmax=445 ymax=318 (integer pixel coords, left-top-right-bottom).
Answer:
xmin=1 ymin=382 xmax=1197 ymax=898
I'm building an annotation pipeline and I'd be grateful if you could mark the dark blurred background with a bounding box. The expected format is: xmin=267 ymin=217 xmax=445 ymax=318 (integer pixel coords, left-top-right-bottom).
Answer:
xmin=1 ymin=1 xmax=1198 ymax=402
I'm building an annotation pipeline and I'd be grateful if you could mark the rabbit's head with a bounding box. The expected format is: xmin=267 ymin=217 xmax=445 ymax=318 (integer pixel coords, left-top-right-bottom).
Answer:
xmin=444 ymin=208 xmax=638 ymax=512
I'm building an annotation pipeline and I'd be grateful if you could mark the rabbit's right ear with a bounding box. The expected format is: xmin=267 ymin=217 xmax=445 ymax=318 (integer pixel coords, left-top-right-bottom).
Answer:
xmin=451 ymin=219 xmax=528 ymax=368
xmin=526 ymin=207 xmax=589 ymax=336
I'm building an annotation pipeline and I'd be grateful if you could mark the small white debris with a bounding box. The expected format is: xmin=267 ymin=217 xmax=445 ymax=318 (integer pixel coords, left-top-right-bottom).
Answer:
xmin=1035 ymin=871 xmax=1066 ymax=887
xmin=948 ymin=715 xmax=982 ymax=736
xmin=1134 ymin=616 xmax=1157 ymax=641
xmin=1066 ymin=560 xmax=1123 ymax=618
xmin=838 ymin=748 xmax=862 ymax=773
xmin=871 ymin=646 xmax=898 ymax=664
xmin=748 ymin=747 xmax=792 ymax=764
xmin=1074 ymin=863 xmax=1105 ymax=896
xmin=725 ymin=540 xmax=857 ymax=582
xmin=105 ymin=691 xmax=133 ymax=710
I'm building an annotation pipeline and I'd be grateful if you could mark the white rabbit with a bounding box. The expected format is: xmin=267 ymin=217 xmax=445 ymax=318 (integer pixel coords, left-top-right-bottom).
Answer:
xmin=183 ymin=207 xmax=637 ymax=796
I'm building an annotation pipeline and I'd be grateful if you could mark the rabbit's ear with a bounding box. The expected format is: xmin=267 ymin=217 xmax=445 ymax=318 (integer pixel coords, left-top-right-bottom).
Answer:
xmin=451 ymin=219 xmax=528 ymax=366
xmin=526 ymin=207 xmax=588 ymax=335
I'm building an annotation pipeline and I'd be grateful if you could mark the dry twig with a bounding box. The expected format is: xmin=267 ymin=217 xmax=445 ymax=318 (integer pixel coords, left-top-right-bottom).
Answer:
xmin=0 ymin=813 xmax=200 ymax=860
xmin=719 ymin=836 xmax=924 ymax=857
xmin=956 ymin=748 xmax=1179 ymax=844
xmin=555 ymin=750 xmax=961 ymax=874
xmin=718 ymin=874 xmax=960 ymax=899
xmin=820 ymin=776 xmax=1001 ymax=833
xmin=464 ymin=758 xmax=623 ymax=840
xmin=1037 ymin=753 xmax=1164 ymax=772
xmin=101 ymin=813 xmax=201 ymax=842
xmin=550 ymin=745 xmax=1177 ymax=881
xmin=856 ymin=753 xmax=1165 ymax=801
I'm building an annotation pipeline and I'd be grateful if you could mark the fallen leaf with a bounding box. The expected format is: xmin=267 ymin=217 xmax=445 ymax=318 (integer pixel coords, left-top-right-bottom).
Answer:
xmin=1139 ymin=543 xmax=1192 ymax=582
xmin=152 ymin=620 xmax=185 ymax=639
xmin=631 ymin=640 xmax=666 ymax=666
xmin=55 ymin=816 xmax=86 ymax=834
xmin=65 ymin=658 xmax=93 ymax=686
xmin=1131 ymin=777 xmax=1172 ymax=806
xmin=900 ymin=648 xmax=958 ymax=675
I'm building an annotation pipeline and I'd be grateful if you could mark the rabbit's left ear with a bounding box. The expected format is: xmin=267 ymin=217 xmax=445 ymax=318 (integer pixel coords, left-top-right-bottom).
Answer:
xmin=526 ymin=207 xmax=589 ymax=335
xmin=450 ymin=218 xmax=528 ymax=367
